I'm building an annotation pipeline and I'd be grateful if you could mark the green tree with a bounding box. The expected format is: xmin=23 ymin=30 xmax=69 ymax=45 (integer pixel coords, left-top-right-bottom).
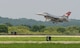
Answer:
xmin=30 ymin=25 xmax=45 ymax=32
xmin=38 ymin=25 xmax=45 ymax=32
xmin=0 ymin=25 xmax=8 ymax=33
xmin=4 ymin=22 xmax=13 ymax=26
xmin=65 ymin=26 xmax=79 ymax=35
xmin=57 ymin=27 xmax=65 ymax=33
xmin=31 ymin=25 xmax=39 ymax=32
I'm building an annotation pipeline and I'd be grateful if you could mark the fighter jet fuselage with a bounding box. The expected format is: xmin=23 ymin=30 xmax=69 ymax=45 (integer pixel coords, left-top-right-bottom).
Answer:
xmin=37 ymin=11 xmax=71 ymax=23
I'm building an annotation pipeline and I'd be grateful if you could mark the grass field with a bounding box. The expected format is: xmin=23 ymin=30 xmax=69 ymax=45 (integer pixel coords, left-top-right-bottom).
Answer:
xmin=0 ymin=36 xmax=80 ymax=48
xmin=0 ymin=37 xmax=80 ymax=41
xmin=0 ymin=43 xmax=80 ymax=48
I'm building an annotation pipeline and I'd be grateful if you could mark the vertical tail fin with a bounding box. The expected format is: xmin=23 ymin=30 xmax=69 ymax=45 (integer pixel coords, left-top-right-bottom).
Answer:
xmin=64 ymin=11 xmax=71 ymax=16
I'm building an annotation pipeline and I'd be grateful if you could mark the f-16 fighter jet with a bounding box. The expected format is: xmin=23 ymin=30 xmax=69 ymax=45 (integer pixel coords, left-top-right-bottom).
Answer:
xmin=37 ymin=11 xmax=71 ymax=23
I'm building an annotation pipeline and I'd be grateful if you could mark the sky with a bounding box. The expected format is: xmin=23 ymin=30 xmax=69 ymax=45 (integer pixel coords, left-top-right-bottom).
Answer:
xmin=0 ymin=0 xmax=80 ymax=21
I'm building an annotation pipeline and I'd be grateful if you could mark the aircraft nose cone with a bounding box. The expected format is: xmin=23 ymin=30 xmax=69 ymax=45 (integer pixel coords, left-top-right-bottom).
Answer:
xmin=37 ymin=12 xmax=48 ymax=16
xmin=37 ymin=13 xmax=42 ymax=15
xmin=36 ymin=12 xmax=44 ymax=15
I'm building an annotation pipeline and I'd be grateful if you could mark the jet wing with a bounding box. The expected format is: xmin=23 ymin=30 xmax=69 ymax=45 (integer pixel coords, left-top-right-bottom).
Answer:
xmin=47 ymin=14 xmax=61 ymax=22
xmin=47 ymin=14 xmax=59 ymax=19
xmin=37 ymin=12 xmax=60 ymax=21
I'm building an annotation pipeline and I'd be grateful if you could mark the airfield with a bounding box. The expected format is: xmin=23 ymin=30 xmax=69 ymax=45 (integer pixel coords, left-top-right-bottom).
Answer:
xmin=0 ymin=35 xmax=80 ymax=44
xmin=0 ymin=35 xmax=80 ymax=48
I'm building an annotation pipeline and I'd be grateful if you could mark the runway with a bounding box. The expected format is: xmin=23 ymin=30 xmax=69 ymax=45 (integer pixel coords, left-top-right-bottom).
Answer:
xmin=0 ymin=35 xmax=80 ymax=44
xmin=0 ymin=41 xmax=80 ymax=44
xmin=0 ymin=35 xmax=80 ymax=37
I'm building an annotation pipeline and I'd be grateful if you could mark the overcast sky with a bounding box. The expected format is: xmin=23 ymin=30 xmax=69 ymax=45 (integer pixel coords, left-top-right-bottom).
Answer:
xmin=0 ymin=0 xmax=79 ymax=21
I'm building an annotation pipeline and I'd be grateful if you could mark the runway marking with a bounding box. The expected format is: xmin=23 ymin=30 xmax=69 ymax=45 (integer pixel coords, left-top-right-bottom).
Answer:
xmin=0 ymin=41 xmax=80 ymax=44
xmin=0 ymin=35 xmax=80 ymax=37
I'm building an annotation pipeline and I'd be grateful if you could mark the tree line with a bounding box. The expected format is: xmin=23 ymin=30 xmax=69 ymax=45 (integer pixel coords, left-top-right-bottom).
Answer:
xmin=0 ymin=23 xmax=80 ymax=35
xmin=23 ymin=25 xmax=80 ymax=35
